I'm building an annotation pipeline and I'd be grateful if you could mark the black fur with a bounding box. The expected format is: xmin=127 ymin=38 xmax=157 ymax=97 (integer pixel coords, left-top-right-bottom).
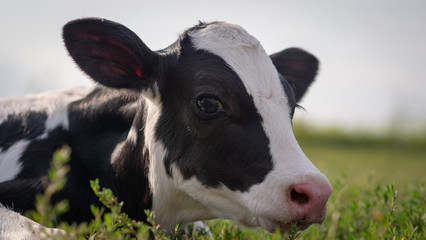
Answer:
xmin=270 ymin=48 xmax=319 ymax=102
xmin=0 ymin=87 xmax=151 ymax=222
xmin=0 ymin=112 xmax=47 ymax=151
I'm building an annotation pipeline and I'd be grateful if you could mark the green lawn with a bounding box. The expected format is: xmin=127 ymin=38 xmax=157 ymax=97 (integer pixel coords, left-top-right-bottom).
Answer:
xmin=294 ymin=124 xmax=426 ymax=188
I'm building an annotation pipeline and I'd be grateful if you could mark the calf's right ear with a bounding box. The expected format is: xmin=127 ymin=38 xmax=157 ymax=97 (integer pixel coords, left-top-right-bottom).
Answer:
xmin=63 ymin=18 xmax=159 ymax=90
xmin=270 ymin=48 xmax=319 ymax=102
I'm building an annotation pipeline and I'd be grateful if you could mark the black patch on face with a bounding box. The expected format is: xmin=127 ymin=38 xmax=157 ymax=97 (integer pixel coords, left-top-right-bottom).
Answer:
xmin=0 ymin=111 xmax=48 ymax=151
xmin=155 ymin=35 xmax=273 ymax=192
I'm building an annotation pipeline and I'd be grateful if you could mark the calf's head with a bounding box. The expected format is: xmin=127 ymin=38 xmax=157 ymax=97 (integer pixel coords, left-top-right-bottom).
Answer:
xmin=63 ymin=18 xmax=332 ymax=232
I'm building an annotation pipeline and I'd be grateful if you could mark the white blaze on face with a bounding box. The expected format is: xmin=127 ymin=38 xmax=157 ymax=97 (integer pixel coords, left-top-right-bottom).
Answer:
xmin=190 ymin=22 xmax=329 ymax=229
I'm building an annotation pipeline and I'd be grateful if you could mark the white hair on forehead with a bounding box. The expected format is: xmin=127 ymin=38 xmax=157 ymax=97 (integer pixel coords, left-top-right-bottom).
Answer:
xmin=188 ymin=22 xmax=284 ymax=103
xmin=189 ymin=22 xmax=260 ymax=48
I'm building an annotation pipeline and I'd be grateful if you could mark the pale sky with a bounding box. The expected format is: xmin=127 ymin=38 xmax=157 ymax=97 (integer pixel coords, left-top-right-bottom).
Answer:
xmin=1 ymin=1 xmax=425 ymax=132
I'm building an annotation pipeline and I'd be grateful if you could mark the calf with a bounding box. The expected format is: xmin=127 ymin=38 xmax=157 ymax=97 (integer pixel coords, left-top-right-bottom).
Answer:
xmin=0 ymin=18 xmax=331 ymax=234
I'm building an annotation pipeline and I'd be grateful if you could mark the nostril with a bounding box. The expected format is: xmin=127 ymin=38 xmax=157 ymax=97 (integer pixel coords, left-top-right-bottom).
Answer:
xmin=290 ymin=188 xmax=309 ymax=205
xmin=286 ymin=181 xmax=332 ymax=225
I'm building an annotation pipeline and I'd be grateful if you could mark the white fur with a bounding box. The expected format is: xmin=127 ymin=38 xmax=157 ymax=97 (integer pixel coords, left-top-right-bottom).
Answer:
xmin=45 ymin=104 xmax=70 ymax=132
xmin=144 ymin=95 xmax=180 ymax=230
xmin=0 ymin=140 xmax=30 ymax=183
xmin=0 ymin=86 xmax=91 ymax=123
xmin=0 ymin=87 xmax=93 ymax=183
xmin=126 ymin=126 xmax=139 ymax=145
xmin=170 ymin=166 xmax=251 ymax=226
xmin=0 ymin=204 xmax=65 ymax=240
xmin=183 ymin=221 xmax=212 ymax=236
xmin=189 ymin=22 xmax=330 ymax=230
xmin=142 ymin=87 xmax=213 ymax=230
xmin=0 ymin=87 xmax=92 ymax=140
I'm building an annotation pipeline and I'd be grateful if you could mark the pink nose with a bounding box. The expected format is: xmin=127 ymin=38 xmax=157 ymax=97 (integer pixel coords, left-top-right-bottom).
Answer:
xmin=287 ymin=181 xmax=332 ymax=225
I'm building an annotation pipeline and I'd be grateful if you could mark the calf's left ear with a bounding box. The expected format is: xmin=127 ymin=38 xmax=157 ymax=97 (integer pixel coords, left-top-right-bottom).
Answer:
xmin=270 ymin=48 xmax=319 ymax=102
xmin=63 ymin=18 xmax=160 ymax=90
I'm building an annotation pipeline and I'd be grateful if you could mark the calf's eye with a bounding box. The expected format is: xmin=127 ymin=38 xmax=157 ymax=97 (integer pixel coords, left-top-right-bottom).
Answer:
xmin=196 ymin=96 xmax=223 ymax=115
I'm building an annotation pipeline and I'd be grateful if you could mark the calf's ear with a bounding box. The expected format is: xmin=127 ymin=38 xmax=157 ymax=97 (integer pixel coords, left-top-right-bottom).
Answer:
xmin=270 ymin=48 xmax=319 ymax=102
xmin=63 ymin=18 xmax=159 ymax=90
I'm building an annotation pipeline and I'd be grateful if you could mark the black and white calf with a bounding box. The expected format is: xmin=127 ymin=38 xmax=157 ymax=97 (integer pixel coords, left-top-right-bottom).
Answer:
xmin=0 ymin=18 xmax=331 ymax=234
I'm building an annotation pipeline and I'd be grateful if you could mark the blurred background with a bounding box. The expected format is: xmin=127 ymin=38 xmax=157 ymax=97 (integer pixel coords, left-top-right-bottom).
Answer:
xmin=1 ymin=1 xmax=425 ymax=186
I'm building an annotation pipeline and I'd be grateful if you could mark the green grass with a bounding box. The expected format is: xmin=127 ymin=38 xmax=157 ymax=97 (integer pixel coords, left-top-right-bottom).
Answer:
xmin=294 ymin=124 xmax=426 ymax=188
xmin=26 ymin=126 xmax=426 ymax=239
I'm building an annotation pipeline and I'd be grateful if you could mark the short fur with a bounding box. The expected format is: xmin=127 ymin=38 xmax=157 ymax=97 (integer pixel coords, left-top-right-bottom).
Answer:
xmin=0 ymin=18 xmax=328 ymax=233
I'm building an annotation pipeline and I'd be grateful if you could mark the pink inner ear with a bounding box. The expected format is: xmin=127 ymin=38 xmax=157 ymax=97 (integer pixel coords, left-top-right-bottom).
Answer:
xmin=78 ymin=30 xmax=146 ymax=79
xmin=133 ymin=67 xmax=144 ymax=79
xmin=77 ymin=31 xmax=102 ymax=42
xmin=105 ymin=64 xmax=128 ymax=76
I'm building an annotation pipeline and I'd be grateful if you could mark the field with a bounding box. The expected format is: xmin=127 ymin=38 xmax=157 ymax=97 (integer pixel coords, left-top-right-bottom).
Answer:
xmin=27 ymin=125 xmax=425 ymax=239
xmin=294 ymin=124 xmax=426 ymax=188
